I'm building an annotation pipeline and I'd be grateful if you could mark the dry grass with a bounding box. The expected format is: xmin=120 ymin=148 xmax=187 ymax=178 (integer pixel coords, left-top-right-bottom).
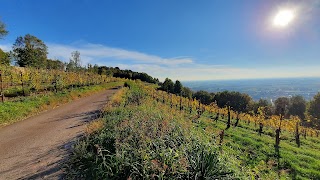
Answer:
xmin=104 ymin=87 xmax=127 ymax=111
xmin=85 ymin=119 xmax=105 ymax=135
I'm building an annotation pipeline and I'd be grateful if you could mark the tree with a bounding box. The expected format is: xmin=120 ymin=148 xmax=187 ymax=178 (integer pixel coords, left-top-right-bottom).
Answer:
xmin=249 ymin=98 xmax=270 ymax=114
xmin=307 ymin=93 xmax=320 ymax=124
xmin=66 ymin=51 xmax=81 ymax=71
xmin=0 ymin=48 xmax=10 ymax=65
xmin=0 ymin=20 xmax=9 ymax=65
xmin=182 ymin=87 xmax=193 ymax=99
xmin=193 ymin=90 xmax=213 ymax=105
xmin=174 ymin=80 xmax=183 ymax=95
xmin=288 ymin=95 xmax=306 ymax=121
xmin=214 ymin=91 xmax=252 ymax=112
xmin=0 ymin=20 xmax=8 ymax=39
xmin=46 ymin=59 xmax=65 ymax=70
xmin=12 ymin=34 xmax=48 ymax=68
xmin=71 ymin=51 xmax=81 ymax=68
xmin=161 ymin=78 xmax=174 ymax=93
xmin=274 ymin=97 xmax=290 ymax=118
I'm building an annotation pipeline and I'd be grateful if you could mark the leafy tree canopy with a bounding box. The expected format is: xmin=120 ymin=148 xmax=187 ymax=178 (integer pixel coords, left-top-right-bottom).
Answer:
xmin=214 ymin=91 xmax=252 ymax=112
xmin=274 ymin=97 xmax=290 ymax=117
xmin=308 ymin=93 xmax=320 ymax=123
xmin=288 ymin=95 xmax=306 ymax=120
xmin=193 ymin=90 xmax=213 ymax=105
xmin=160 ymin=78 xmax=175 ymax=93
xmin=47 ymin=59 xmax=65 ymax=70
xmin=174 ymin=80 xmax=183 ymax=95
xmin=12 ymin=34 xmax=48 ymax=68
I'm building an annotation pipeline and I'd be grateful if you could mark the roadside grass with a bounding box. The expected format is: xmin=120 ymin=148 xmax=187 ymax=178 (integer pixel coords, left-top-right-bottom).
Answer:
xmin=66 ymin=81 xmax=240 ymax=179
xmin=0 ymin=81 xmax=123 ymax=127
xmin=66 ymin=81 xmax=320 ymax=179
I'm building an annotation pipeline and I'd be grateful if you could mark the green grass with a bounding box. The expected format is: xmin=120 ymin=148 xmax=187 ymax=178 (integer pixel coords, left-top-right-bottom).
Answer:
xmin=198 ymin=114 xmax=320 ymax=179
xmin=66 ymin=81 xmax=320 ymax=179
xmin=0 ymin=81 xmax=123 ymax=126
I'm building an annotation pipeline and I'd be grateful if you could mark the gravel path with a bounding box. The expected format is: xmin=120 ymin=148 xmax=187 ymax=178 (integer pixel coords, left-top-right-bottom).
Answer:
xmin=0 ymin=88 xmax=118 ymax=179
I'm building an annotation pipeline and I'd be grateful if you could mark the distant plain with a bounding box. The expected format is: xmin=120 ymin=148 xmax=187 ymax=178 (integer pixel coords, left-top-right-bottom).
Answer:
xmin=183 ymin=77 xmax=320 ymax=101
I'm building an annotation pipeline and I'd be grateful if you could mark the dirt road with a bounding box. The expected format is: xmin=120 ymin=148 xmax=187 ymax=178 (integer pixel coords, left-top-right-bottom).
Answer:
xmin=0 ymin=88 xmax=118 ymax=179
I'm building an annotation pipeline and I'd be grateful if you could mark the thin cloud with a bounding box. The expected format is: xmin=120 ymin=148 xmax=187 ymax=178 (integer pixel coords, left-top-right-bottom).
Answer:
xmin=117 ymin=63 xmax=320 ymax=81
xmin=47 ymin=43 xmax=193 ymax=65
xmin=0 ymin=44 xmax=11 ymax=51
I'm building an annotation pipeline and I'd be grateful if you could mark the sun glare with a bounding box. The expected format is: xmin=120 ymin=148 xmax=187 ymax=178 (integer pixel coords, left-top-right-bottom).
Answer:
xmin=273 ymin=9 xmax=295 ymax=28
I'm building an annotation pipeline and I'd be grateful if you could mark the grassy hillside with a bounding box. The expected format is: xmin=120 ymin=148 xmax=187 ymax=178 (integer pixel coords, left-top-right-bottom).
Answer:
xmin=66 ymin=81 xmax=320 ymax=179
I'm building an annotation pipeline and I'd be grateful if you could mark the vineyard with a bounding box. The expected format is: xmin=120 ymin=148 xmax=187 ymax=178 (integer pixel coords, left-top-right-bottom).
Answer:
xmin=0 ymin=65 xmax=125 ymax=126
xmin=0 ymin=65 xmax=116 ymax=102
xmin=145 ymin=85 xmax=319 ymax=144
xmin=66 ymin=81 xmax=320 ymax=179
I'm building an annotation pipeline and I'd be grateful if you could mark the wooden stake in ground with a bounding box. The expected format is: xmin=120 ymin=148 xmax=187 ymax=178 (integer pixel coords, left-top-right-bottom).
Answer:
xmin=234 ymin=113 xmax=239 ymax=127
xmin=219 ymin=130 xmax=224 ymax=145
xmin=275 ymin=127 xmax=281 ymax=147
xmin=295 ymin=122 xmax=300 ymax=147
xmin=215 ymin=111 xmax=219 ymax=123
xmin=20 ymin=71 xmax=25 ymax=96
xmin=258 ymin=122 xmax=263 ymax=136
xmin=180 ymin=93 xmax=182 ymax=111
xmin=226 ymin=106 xmax=231 ymax=129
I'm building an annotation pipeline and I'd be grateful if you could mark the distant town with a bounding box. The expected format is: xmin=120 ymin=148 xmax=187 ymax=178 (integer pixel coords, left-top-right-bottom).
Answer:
xmin=183 ymin=77 xmax=320 ymax=102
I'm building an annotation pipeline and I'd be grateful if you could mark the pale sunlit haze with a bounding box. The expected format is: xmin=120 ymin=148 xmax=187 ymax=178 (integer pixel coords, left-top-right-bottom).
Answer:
xmin=273 ymin=9 xmax=295 ymax=27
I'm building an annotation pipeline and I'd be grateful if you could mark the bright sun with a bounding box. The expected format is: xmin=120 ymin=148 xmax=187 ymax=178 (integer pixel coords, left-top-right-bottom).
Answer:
xmin=273 ymin=9 xmax=295 ymax=27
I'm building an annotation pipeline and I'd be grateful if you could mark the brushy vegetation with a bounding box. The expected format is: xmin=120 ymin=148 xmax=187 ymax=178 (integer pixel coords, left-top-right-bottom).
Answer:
xmin=66 ymin=81 xmax=320 ymax=179
xmin=0 ymin=81 xmax=123 ymax=126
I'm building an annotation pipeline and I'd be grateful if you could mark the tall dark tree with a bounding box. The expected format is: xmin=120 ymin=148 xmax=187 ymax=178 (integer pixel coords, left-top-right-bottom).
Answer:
xmin=174 ymin=80 xmax=183 ymax=95
xmin=288 ymin=95 xmax=306 ymax=121
xmin=274 ymin=97 xmax=290 ymax=118
xmin=12 ymin=34 xmax=48 ymax=68
xmin=0 ymin=20 xmax=8 ymax=39
xmin=161 ymin=78 xmax=174 ymax=93
xmin=193 ymin=90 xmax=213 ymax=105
xmin=307 ymin=93 xmax=320 ymax=125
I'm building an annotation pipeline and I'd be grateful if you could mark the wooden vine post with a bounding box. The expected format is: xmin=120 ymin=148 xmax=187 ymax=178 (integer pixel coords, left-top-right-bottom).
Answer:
xmin=189 ymin=99 xmax=192 ymax=114
xmin=295 ymin=122 xmax=300 ymax=147
xmin=275 ymin=114 xmax=282 ymax=148
xmin=20 ymin=71 xmax=25 ymax=96
xmin=197 ymin=99 xmax=201 ymax=117
xmin=215 ymin=110 xmax=219 ymax=123
xmin=234 ymin=112 xmax=239 ymax=127
xmin=226 ymin=106 xmax=231 ymax=129
xmin=179 ymin=93 xmax=182 ymax=111
xmin=259 ymin=123 xmax=263 ymax=136
xmin=219 ymin=130 xmax=224 ymax=145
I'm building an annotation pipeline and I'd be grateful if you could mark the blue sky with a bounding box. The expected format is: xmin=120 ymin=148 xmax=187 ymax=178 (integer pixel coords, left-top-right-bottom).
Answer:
xmin=0 ymin=0 xmax=320 ymax=81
